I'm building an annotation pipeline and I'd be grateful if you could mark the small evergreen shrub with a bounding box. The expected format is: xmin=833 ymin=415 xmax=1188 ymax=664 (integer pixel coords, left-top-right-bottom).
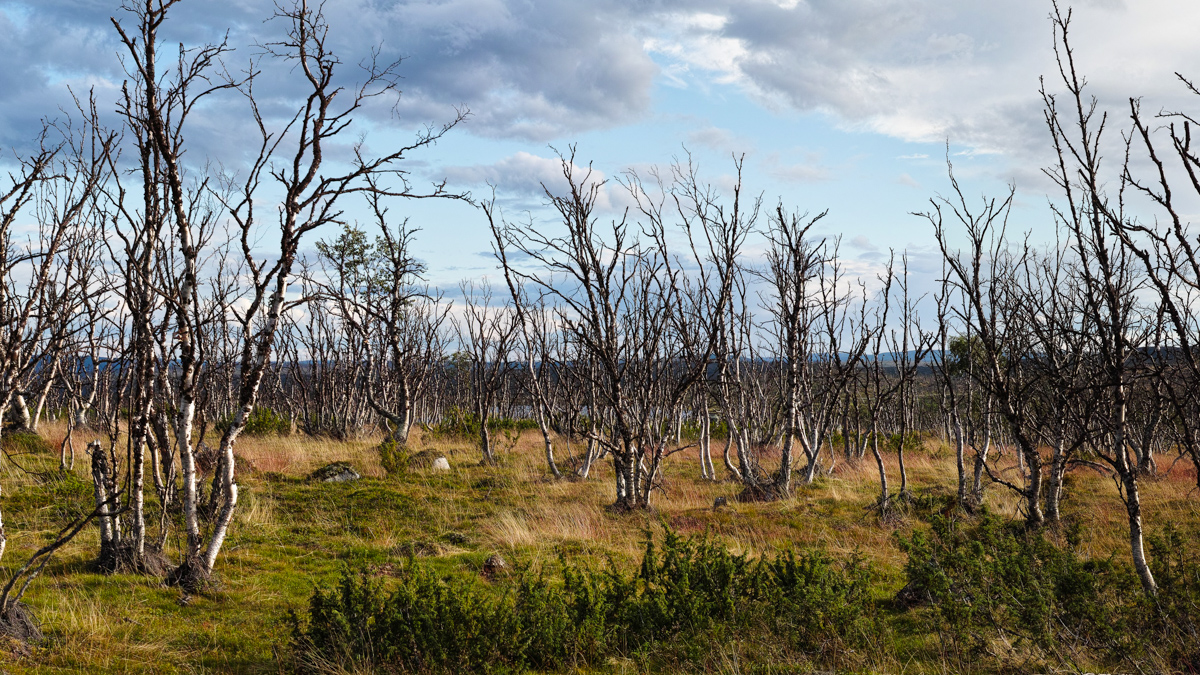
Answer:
xmin=425 ymin=407 xmax=538 ymax=441
xmin=289 ymin=530 xmax=878 ymax=673
xmin=215 ymin=406 xmax=291 ymax=436
xmin=1147 ymin=525 xmax=1200 ymax=670
xmin=898 ymin=514 xmax=1136 ymax=666
xmin=679 ymin=417 xmax=730 ymax=441
xmin=377 ymin=437 xmax=408 ymax=476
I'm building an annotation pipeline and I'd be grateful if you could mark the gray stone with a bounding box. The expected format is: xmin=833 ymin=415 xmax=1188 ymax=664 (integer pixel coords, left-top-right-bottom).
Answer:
xmin=308 ymin=462 xmax=361 ymax=483
xmin=431 ymin=457 xmax=450 ymax=471
xmin=482 ymin=554 xmax=507 ymax=578
xmin=406 ymin=450 xmax=436 ymax=469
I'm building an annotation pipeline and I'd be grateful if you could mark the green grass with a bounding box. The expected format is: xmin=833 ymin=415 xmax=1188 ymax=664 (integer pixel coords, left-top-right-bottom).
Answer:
xmin=0 ymin=423 xmax=1192 ymax=672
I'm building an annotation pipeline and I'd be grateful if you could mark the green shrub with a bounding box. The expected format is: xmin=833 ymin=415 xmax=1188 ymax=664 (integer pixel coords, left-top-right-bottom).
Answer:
xmin=291 ymin=564 xmax=580 ymax=673
xmin=886 ymin=430 xmax=929 ymax=452
xmin=424 ymin=407 xmax=538 ymax=441
xmin=215 ymin=406 xmax=291 ymax=436
xmin=767 ymin=548 xmax=877 ymax=653
xmin=898 ymin=514 xmax=1137 ymax=666
xmin=377 ymin=437 xmax=408 ymax=476
xmin=289 ymin=530 xmax=878 ymax=673
xmin=679 ymin=417 xmax=730 ymax=441
xmin=1147 ymin=525 xmax=1200 ymax=670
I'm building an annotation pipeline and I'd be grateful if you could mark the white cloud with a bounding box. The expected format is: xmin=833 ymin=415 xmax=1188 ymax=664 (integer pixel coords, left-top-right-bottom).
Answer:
xmin=849 ymin=235 xmax=880 ymax=253
xmin=646 ymin=0 xmax=1200 ymax=165
xmin=7 ymin=0 xmax=1200 ymax=182
xmin=0 ymin=0 xmax=660 ymax=145
xmin=442 ymin=151 xmax=620 ymax=209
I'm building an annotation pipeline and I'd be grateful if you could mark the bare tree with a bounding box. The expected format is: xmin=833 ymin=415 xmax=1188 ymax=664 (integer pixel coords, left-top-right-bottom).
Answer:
xmin=0 ymin=107 xmax=117 ymax=633
xmin=932 ymin=280 xmax=994 ymax=511
xmin=926 ymin=170 xmax=1049 ymax=528
xmin=491 ymin=150 xmax=743 ymax=508
xmin=486 ymin=229 xmax=567 ymax=477
xmin=456 ymin=279 xmax=517 ymax=464
xmin=1111 ymin=32 xmax=1200 ymax=496
xmin=877 ymin=255 xmax=934 ymax=502
xmin=109 ymin=0 xmax=467 ymax=589
xmin=1039 ymin=2 xmax=1158 ymax=594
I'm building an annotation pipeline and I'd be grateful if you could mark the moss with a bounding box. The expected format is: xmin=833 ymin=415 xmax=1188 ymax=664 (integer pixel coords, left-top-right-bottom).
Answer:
xmin=1 ymin=430 xmax=53 ymax=455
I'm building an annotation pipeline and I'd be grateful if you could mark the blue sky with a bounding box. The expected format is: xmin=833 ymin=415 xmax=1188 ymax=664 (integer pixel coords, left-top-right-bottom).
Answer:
xmin=3 ymin=0 xmax=1199 ymax=293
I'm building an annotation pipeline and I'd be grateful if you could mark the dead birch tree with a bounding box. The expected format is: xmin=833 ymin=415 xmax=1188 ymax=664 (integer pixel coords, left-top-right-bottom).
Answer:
xmin=110 ymin=0 xmax=466 ymax=589
xmin=317 ymin=202 xmax=450 ymax=446
xmin=457 ymin=279 xmax=517 ymax=464
xmin=926 ymin=170 xmax=1048 ymax=528
xmin=1040 ymin=2 xmax=1158 ymax=594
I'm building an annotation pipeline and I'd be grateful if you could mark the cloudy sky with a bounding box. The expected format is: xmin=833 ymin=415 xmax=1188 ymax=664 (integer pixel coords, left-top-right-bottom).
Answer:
xmin=2 ymin=0 xmax=1199 ymax=287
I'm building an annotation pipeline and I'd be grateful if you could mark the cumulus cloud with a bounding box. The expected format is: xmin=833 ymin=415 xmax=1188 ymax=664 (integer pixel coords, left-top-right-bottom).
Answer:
xmin=443 ymin=151 xmax=590 ymax=196
xmin=848 ymin=234 xmax=879 ymax=253
xmin=647 ymin=0 xmax=1200 ymax=163
xmin=366 ymin=0 xmax=658 ymax=139
xmin=686 ymin=126 xmax=756 ymax=154
xmin=442 ymin=151 xmax=636 ymax=211
xmin=5 ymin=0 xmax=1200 ymax=177
xmin=0 ymin=0 xmax=659 ymax=147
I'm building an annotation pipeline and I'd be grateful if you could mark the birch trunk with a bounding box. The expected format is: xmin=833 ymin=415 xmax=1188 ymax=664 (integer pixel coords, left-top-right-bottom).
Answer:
xmin=870 ymin=422 xmax=888 ymax=512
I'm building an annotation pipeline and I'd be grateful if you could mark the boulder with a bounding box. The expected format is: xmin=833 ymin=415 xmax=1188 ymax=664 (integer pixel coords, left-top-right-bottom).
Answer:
xmin=308 ymin=462 xmax=361 ymax=483
xmin=407 ymin=450 xmax=450 ymax=471
xmin=482 ymin=554 xmax=507 ymax=579
xmin=406 ymin=450 xmax=436 ymax=469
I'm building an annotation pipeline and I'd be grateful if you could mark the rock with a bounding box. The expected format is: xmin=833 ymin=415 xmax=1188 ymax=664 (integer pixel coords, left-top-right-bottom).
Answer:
xmin=406 ymin=450 xmax=450 ymax=471
xmin=482 ymin=554 xmax=507 ymax=579
xmin=894 ymin=580 xmax=933 ymax=608
xmin=406 ymin=450 xmax=436 ymax=469
xmin=308 ymin=462 xmax=361 ymax=483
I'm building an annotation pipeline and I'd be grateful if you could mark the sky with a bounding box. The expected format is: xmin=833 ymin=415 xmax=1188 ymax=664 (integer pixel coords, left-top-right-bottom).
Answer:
xmin=3 ymin=0 xmax=1200 ymax=294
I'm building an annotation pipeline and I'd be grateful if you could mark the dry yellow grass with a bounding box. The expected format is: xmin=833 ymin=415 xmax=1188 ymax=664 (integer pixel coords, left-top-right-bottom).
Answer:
xmin=234 ymin=433 xmax=384 ymax=477
xmin=14 ymin=419 xmax=1196 ymax=570
xmin=0 ymin=420 xmax=1194 ymax=672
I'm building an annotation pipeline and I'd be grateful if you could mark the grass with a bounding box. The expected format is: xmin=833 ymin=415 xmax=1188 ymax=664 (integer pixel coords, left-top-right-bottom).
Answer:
xmin=0 ymin=421 xmax=1193 ymax=672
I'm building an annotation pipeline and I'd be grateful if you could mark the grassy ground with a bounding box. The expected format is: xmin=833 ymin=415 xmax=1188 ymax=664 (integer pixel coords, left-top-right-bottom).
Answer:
xmin=0 ymin=423 xmax=1193 ymax=673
